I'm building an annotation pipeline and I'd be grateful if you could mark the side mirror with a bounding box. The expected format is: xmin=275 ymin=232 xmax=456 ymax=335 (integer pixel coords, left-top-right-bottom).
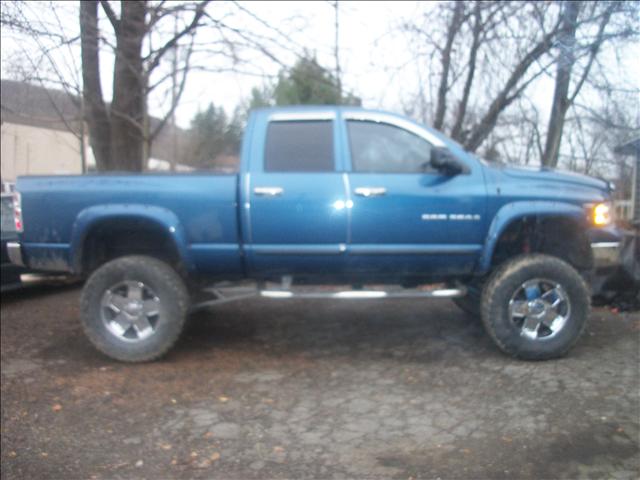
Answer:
xmin=429 ymin=148 xmax=468 ymax=175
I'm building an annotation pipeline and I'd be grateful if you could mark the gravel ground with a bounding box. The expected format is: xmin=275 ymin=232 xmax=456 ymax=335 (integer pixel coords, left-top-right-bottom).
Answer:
xmin=1 ymin=284 xmax=639 ymax=479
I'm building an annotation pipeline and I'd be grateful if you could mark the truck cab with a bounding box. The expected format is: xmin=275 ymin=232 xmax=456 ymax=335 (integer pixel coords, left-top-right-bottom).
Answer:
xmin=242 ymin=107 xmax=487 ymax=280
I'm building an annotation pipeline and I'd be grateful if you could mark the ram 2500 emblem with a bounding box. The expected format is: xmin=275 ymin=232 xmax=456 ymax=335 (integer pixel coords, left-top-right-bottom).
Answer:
xmin=421 ymin=213 xmax=481 ymax=221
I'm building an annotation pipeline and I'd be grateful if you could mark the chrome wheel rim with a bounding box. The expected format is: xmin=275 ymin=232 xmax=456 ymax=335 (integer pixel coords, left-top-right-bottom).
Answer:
xmin=100 ymin=281 xmax=162 ymax=342
xmin=508 ymin=278 xmax=571 ymax=340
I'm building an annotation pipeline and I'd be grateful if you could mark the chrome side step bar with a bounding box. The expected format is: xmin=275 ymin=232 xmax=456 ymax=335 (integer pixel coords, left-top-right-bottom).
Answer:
xmin=190 ymin=280 xmax=466 ymax=312
xmin=260 ymin=288 xmax=465 ymax=299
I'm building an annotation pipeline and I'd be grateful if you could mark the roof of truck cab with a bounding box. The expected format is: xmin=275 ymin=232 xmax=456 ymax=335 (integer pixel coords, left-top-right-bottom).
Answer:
xmin=250 ymin=105 xmax=468 ymax=154
xmin=253 ymin=105 xmax=381 ymax=114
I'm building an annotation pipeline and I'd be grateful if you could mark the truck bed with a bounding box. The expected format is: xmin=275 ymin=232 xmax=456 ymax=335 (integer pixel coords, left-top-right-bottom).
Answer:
xmin=16 ymin=173 xmax=243 ymax=276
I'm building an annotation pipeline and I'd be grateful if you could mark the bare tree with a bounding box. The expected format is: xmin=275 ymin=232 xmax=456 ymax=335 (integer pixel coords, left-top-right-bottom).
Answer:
xmin=333 ymin=1 xmax=342 ymax=102
xmin=433 ymin=1 xmax=465 ymax=130
xmin=541 ymin=0 xmax=581 ymax=168
xmin=403 ymin=1 xmax=563 ymax=151
xmin=80 ymin=1 xmax=113 ymax=171
xmin=402 ymin=0 xmax=638 ymax=163
xmin=542 ymin=0 xmax=635 ymax=167
xmin=1 ymin=2 xmax=93 ymax=171
xmin=79 ymin=0 xmax=210 ymax=171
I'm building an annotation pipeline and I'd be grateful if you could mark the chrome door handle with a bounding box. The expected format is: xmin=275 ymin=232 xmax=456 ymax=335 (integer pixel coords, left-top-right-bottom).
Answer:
xmin=254 ymin=186 xmax=283 ymax=197
xmin=354 ymin=187 xmax=386 ymax=197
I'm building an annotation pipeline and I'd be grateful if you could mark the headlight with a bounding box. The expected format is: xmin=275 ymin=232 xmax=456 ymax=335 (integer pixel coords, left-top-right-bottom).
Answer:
xmin=585 ymin=202 xmax=613 ymax=226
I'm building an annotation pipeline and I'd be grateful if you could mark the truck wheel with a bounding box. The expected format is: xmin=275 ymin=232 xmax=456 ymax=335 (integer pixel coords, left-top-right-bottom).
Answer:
xmin=481 ymin=254 xmax=590 ymax=360
xmin=80 ymin=255 xmax=189 ymax=362
xmin=452 ymin=280 xmax=483 ymax=317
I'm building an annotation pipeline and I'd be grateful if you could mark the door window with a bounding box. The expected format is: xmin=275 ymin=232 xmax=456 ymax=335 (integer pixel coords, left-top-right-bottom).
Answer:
xmin=347 ymin=120 xmax=433 ymax=173
xmin=264 ymin=121 xmax=334 ymax=172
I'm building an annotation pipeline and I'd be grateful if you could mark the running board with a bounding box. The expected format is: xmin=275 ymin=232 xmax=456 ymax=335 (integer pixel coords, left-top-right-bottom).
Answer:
xmin=191 ymin=282 xmax=466 ymax=312
xmin=260 ymin=287 xmax=466 ymax=299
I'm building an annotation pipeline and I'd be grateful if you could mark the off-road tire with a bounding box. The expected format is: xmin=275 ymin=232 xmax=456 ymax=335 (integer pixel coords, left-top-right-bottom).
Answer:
xmin=453 ymin=280 xmax=483 ymax=317
xmin=80 ymin=255 xmax=189 ymax=362
xmin=481 ymin=254 xmax=590 ymax=360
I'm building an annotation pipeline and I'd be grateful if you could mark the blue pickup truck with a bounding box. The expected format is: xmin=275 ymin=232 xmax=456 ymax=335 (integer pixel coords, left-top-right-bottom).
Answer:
xmin=8 ymin=106 xmax=622 ymax=362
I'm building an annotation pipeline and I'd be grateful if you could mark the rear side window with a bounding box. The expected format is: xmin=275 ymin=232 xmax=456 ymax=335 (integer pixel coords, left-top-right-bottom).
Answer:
xmin=264 ymin=121 xmax=334 ymax=172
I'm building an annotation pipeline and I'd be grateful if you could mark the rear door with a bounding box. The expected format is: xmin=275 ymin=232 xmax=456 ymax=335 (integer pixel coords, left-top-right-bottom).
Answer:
xmin=243 ymin=111 xmax=349 ymax=276
xmin=343 ymin=112 xmax=487 ymax=277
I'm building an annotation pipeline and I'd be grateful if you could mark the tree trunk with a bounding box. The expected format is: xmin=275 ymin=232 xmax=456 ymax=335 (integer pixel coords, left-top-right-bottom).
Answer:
xmin=433 ymin=1 xmax=464 ymax=131
xmin=450 ymin=1 xmax=482 ymax=143
xmin=80 ymin=0 xmax=112 ymax=171
xmin=542 ymin=1 xmax=580 ymax=168
xmin=110 ymin=0 xmax=147 ymax=171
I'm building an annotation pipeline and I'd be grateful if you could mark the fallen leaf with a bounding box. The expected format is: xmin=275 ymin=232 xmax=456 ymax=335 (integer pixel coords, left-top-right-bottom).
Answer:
xmin=190 ymin=452 xmax=198 ymax=458
xmin=210 ymin=452 xmax=220 ymax=461
xmin=51 ymin=404 xmax=62 ymax=412
xmin=218 ymin=396 xmax=229 ymax=403
xmin=41 ymin=452 xmax=48 ymax=458
xmin=171 ymin=458 xmax=177 ymax=465
xmin=8 ymin=451 xmax=17 ymax=458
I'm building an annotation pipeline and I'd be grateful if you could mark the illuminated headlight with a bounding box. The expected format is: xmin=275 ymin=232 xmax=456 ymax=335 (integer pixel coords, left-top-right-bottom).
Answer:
xmin=585 ymin=202 xmax=613 ymax=226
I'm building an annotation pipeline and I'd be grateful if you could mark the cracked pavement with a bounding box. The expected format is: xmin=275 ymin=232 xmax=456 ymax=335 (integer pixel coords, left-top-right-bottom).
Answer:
xmin=1 ymin=284 xmax=639 ymax=479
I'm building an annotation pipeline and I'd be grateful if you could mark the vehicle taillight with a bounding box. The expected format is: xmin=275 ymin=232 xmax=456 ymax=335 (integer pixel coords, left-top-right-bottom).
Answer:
xmin=13 ymin=191 xmax=23 ymax=233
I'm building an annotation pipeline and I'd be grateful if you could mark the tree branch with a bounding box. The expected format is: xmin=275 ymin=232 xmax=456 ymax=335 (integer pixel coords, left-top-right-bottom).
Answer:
xmin=568 ymin=4 xmax=616 ymax=104
xmin=145 ymin=0 xmax=210 ymax=73
xmin=99 ymin=0 xmax=120 ymax=33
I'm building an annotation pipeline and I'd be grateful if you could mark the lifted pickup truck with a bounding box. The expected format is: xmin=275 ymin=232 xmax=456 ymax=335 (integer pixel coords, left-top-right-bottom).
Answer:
xmin=8 ymin=106 xmax=622 ymax=362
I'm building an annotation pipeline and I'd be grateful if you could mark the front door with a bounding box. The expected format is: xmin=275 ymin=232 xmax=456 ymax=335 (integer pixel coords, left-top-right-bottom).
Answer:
xmin=343 ymin=114 xmax=487 ymax=277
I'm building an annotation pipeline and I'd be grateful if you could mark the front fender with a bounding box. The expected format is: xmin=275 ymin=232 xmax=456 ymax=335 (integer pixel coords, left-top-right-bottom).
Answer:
xmin=478 ymin=201 xmax=585 ymax=274
xmin=69 ymin=204 xmax=193 ymax=273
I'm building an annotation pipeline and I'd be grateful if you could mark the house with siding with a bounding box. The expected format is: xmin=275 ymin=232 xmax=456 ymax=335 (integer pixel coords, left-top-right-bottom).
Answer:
xmin=1 ymin=80 xmax=193 ymax=183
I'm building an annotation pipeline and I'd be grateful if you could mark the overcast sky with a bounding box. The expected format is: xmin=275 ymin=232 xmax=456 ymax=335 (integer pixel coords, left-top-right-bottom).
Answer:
xmin=1 ymin=1 xmax=638 ymax=130
xmin=169 ymin=1 xmax=432 ymax=127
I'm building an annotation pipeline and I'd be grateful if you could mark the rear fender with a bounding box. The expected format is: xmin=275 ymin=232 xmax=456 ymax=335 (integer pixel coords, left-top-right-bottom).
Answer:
xmin=69 ymin=204 xmax=193 ymax=274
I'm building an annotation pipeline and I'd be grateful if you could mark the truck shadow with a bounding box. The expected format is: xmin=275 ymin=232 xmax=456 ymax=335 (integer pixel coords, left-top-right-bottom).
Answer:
xmin=1 ymin=281 xmax=82 ymax=304
xmin=174 ymin=298 xmax=497 ymax=364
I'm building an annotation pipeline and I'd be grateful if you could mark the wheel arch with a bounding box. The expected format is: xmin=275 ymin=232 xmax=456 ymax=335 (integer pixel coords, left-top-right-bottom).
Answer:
xmin=479 ymin=201 xmax=592 ymax=274
xmin=70 ymin=204 xmax=193 ymax=275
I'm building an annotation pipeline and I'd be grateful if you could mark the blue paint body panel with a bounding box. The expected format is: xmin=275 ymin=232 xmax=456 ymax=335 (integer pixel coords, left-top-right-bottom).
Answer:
xmin=18 ymin=174 xmax=241 ymax=275
xmin=15 ymin=106 xmax=621 ymax=281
